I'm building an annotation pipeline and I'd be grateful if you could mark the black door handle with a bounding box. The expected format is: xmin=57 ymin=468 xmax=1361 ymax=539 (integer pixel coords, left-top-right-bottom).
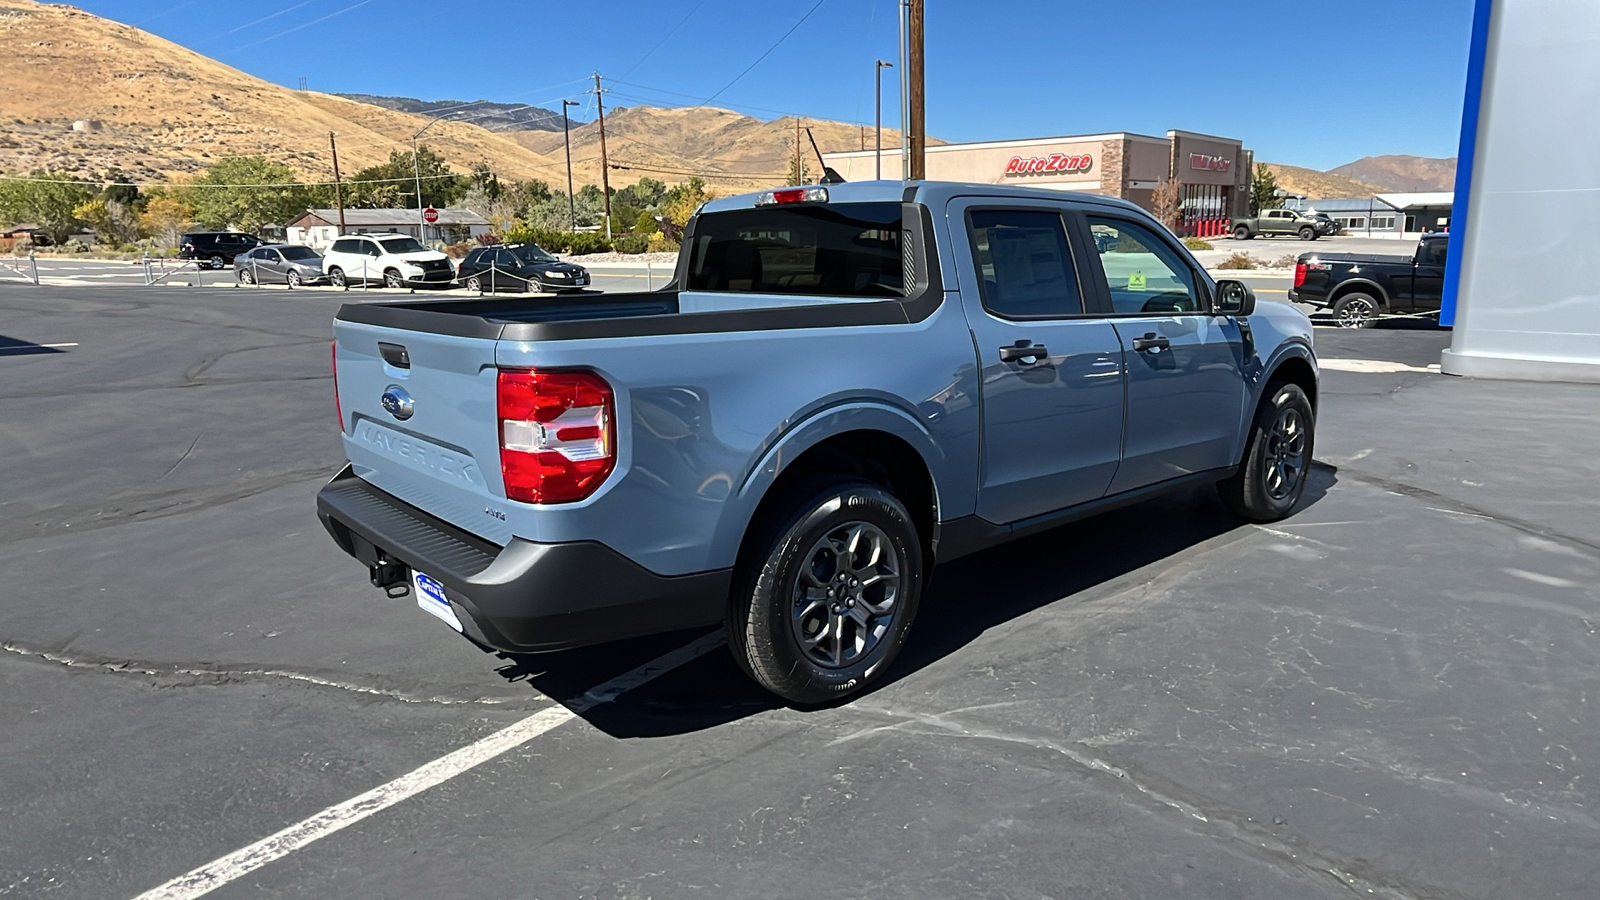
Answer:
xmin=999 ymin=341 xmax=1048 ymax=363
xmin=1132 ymin=333 xmax=1171 ymax=353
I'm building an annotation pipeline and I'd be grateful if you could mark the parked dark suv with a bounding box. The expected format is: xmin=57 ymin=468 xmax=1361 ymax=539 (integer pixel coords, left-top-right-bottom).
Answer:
xmin=180 ymin=232 xmax=264 ymax=269
xmin=456 ymin=243 xmax=590 ymax=293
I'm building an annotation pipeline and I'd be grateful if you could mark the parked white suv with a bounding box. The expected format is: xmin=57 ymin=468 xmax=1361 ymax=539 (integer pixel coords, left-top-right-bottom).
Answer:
xmin=322 ymin=233 xmax=456 ymax=289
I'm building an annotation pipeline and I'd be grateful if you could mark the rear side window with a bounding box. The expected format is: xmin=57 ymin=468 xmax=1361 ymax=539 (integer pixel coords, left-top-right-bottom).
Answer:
xmin=330 ymin=238 xmax=359 ymax=254
xmin=967 ymin=209 xmax=1083 ymax=318
xmin=686 ymin=202 xmax=904 ymax=297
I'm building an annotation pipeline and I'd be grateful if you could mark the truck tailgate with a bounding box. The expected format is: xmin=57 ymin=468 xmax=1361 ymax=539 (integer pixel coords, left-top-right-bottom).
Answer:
xmin=334 ymin=319 xmax=510 ymax=544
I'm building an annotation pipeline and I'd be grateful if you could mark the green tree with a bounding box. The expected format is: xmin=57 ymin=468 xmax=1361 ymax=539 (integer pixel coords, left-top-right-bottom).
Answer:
xmin=347 ymin=146 xmax=468 ymax=210
xmin=100 ymin=168 xmax=140 ymax=208
xmin=614 ymin=177 xmax=666 ymax=210
xmin=470 ymin=161 xmax=503 ymax=202
xmin=187 ymin=156 xmax=310 ymax=233
xmin=1250 ymin=164 xmax=1281 ymax=217
xmin=786 ymin=152 xmax=811 ymax=187
xmin=0 ymin=172 xmax=96 ymax=244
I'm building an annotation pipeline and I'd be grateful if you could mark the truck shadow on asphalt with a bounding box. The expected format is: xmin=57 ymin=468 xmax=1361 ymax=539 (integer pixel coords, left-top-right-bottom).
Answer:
xmin=491 ymin=466 xmax=1338 ymax=738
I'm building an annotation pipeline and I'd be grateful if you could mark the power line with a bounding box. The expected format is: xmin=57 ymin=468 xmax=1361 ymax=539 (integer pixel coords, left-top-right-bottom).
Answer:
xmin=697 ymin=0 xmax=830 ymax=108
xmin=620 ymin=0 xmax=711 ymax=78
xmin=192 ymin=0 xmax=317 ymax=44
xmin=225 ymin=0 xmax=378 ymax=53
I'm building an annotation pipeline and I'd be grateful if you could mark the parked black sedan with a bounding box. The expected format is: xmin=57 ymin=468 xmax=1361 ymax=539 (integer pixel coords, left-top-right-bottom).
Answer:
xmin=234 ymin=244 xmax=328 ymax=287
xmin=456 ymin=243 xmax=590 ymax=293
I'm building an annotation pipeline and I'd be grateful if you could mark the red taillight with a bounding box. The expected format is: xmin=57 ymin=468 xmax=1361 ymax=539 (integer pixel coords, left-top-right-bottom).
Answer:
xmin=497 ymin=369 xmax=615 ymax=504
xmin=771 ymin=188 xmax=807 ymax=204
xmin=332 ymin=342 xmax=344 ymax=432
xmin=1293 ymin=263 xmax=1307 ymax=289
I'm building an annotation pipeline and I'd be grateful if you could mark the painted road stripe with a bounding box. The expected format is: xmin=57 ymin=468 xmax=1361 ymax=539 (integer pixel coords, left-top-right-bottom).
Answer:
xmin=130 ymin=631 xmax=726 ymax=900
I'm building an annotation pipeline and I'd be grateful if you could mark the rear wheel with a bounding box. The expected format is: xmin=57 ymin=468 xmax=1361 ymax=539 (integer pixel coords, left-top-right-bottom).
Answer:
xmin=1234 ymin=226 xmax=1251 ymax=240
xmin=237 ymin=268 xmax=255 ymax=285
xmin=329 ymin=267 xmax=347 ymax=289
xmin=1332 ymin=292 xmax=1380 ymax=328
xmin=728 ymin=478 xmax=923 ymax=705
xmin=1219 ymin=382 xmax=1315 ymax=522
xmin=1298 ymin=226 xmax=1316 ymax=241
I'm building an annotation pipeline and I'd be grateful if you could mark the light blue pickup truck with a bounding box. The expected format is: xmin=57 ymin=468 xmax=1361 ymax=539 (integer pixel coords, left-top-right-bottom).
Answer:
xmin=318 ymin=181 xmax=1317 ymax=704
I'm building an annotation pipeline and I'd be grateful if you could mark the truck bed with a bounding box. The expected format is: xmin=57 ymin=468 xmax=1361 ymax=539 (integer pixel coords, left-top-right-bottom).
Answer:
xmin=1309 ymin=252 xmax=1415 ymax=266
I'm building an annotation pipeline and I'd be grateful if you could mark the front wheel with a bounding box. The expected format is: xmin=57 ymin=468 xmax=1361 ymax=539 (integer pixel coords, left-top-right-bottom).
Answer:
xmin=464 ymin=275 xmax=483 ymax=293
xmin=1234 ymin=226 xmax=1251 ymax=240
xmin=1298 ymin=227 xmax=1317 ymax=241
xmin=287 ymin=270 xmax=302 ymax=288
xmin=1332 ymin=292 xmax=1380 ymax=328
xmin=1219 ymin=382 xmax=1315 ymax=522
xmin=383 ymin=269 xmax=404 ymax=289
xmin=209 ymin=254 xmax=226 ymax=270
xmin=728 ymin=478 xmax=923 ymax=705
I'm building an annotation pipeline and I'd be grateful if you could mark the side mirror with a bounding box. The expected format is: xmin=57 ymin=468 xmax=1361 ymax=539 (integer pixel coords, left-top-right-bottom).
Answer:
xmin=1215 ymin=279 xmax=1256 ymax=317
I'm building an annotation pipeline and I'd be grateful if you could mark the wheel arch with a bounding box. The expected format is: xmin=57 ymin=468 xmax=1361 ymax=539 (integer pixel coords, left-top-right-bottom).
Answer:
xmin=725 ymin=407 xmax=944 ymax=580
xmin=1329 ymin=279 xmax=1389 ymax=309
xmin=1265 ymin=351 xmax=1318 ymax=411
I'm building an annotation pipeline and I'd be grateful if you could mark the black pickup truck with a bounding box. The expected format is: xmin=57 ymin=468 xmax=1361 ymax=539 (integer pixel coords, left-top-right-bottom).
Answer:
xmin=1289 ymin=233 xmax=1449 ymax=327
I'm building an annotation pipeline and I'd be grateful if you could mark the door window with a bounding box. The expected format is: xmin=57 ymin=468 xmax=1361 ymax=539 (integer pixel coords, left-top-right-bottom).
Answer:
xmin=361 ymin=241 xmax=383 ymax=258
xmin=1419 ymin=239 xmax=1448 ymax=267
xmin=966 ymin=209 xmax=1083 ymax=318
xmin=1087 ymin=218 xmax=1202 ymax=315
xmin=492 ymin=248 xmax=517 ymax=269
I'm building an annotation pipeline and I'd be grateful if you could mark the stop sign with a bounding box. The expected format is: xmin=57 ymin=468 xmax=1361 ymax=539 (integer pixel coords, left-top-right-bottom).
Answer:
xmin=422 ymin=207 xmax=439 ymax=225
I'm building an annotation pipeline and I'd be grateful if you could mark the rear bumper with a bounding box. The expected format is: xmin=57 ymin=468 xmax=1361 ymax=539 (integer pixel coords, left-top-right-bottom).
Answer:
xmin=315 ymin=467 xmax=728 ymax=652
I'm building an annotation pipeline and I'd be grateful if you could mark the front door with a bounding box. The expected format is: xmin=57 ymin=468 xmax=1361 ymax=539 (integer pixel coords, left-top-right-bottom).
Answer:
xmin=949 ymin=200 xmax=1126 ymax=524
xmin=1405 ymin=238 xmax=1448 ymax=311
xmin=1083 ymin=216 xmax=1249 ymax=494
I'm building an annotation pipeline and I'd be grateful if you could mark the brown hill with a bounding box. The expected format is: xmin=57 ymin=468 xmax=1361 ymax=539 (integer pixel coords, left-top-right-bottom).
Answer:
xmin=1328 ymin=155 xmax=1457 ymax=192
xmin=510 ymin=105 xmax=925 ymax=192
xmin=1261 ymin=163 xmax=1386 ymax=199
xmin=0 ymin=0 xmax=569 ymax=185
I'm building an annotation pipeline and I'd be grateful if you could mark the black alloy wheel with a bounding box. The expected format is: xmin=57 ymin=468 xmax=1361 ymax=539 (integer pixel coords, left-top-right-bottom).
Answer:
xmin=728 ymin=478 xmax=923 ymax=705
xmin=1332 ymin=292 xmax=1380 ymax=328
xmin=1218 ymin=382 xmax=1315 ymax=522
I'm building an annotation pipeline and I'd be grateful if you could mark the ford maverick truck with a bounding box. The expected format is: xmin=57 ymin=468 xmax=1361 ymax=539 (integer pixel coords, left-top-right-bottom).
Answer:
xmin=317 ymin=181 xmax=1319 ymax=704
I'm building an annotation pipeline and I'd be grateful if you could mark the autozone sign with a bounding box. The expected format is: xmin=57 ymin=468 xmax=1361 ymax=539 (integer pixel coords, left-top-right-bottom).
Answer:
xmin=1004 ymin=153 xmax=1094 ymax=176
xmin=1189 ymin=153 xmax=1232 ymax=172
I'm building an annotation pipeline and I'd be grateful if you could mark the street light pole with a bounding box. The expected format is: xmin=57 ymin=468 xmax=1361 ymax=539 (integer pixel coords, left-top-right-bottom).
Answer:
xmin=410 ymin=111 xmax=457 ymax=241
xmin=875 ymin=60 xmax=893 ymax=180
xmin=562 ymin=99 xmax=579 ymax=233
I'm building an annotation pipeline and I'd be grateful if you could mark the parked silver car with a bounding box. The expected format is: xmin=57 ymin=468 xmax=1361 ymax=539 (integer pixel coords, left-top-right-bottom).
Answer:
xmin=235 ymin=244 xmax=328 ymax=287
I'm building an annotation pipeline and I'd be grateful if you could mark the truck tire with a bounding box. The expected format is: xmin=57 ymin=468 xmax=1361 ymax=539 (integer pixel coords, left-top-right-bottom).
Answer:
xmin=728 ymin=477 xmax=923 ymax=705
xmin=1298 ymin=226 xmax=1317 ymax=241
xmin=1218 ymin=382 xmax=1315 ymax=522
xmin=1331 ymin=292 xmax=1381 ymax=328
xmin=1234 ymin=226 xmax=1251 ymax=240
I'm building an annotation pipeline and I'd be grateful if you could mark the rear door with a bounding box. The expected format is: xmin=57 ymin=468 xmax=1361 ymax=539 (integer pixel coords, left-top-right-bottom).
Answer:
xmin=947 ymin=198 xmax=1126 ymax=524
xmin=334 ymin=322 xmax=513 ymax=543
xmin=1083 ymin=215 xmax=1248 ymax=494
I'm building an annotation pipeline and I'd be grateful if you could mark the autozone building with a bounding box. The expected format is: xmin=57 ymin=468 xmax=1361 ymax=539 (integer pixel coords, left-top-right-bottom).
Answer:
xmin=823 ymin=129 xmax=1252 ymax=236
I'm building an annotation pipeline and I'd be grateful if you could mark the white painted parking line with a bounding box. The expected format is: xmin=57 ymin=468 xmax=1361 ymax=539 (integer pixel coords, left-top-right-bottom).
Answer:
xmin=130 ymin=631 xmax=726 ymax=900
xmin=1318 ymin=358 xmax=1441 ymax=374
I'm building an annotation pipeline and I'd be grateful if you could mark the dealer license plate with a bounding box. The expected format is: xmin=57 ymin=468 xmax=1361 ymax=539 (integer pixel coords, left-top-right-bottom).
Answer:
xmin=412 ymin=570 xmax=463 ymax=632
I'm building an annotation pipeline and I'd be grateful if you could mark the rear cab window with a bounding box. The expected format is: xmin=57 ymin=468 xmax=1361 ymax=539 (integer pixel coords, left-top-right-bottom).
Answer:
xmin=686 ymin=202 xmax=904 ymax=297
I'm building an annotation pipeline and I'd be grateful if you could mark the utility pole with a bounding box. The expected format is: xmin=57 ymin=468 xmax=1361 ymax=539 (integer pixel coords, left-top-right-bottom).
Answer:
xmin=593 ymin=73 xmax=612 ymax=240
xmin=562 ymin=99 xmax=579 ymax=233
xmin=907 ymin=0 xmax=926 ymax=180
xmin=898 ymin=0 xmax=909 ymax=179
xmin=795 ymin=116 xmax=803 ymax=184
xmin=876 ymin=60 xmax=894 ymax=180
xmin=329 ymin=132 xmax=346 ymax=234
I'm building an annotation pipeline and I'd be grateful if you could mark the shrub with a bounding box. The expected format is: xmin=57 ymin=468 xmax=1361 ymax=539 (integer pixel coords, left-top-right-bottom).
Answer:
xmin=1182 ymin=236 xmax=1214 ymax=251
xmin=1270 ymin=254 xmax=1298 ymax=269
xmin=443 ymin=241 xmax=475 ymax=259
xmin=1216 ymin=252 xmax=1258 ymax=270
xmin=647 ymin=234 xmax=681 ymax=254
xmin=566 ymin=232 xmax=613 ymax=255
xmin=613 ymin=234 xmax=649 ymax=254
xmin=62 ymin=238 xmax=89 ymax=253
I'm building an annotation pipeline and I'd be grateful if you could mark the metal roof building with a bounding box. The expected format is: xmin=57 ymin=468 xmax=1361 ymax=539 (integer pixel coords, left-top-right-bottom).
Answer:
xmin=1289 ymin=193 xmax=1454 ymax=238
xmin=285 ymin=208 xmax=492 ymax=249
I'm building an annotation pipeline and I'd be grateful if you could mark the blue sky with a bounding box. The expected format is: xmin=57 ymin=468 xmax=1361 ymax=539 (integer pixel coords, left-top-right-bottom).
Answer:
xmin=83 ymin=0 xmax=1475 ymax=170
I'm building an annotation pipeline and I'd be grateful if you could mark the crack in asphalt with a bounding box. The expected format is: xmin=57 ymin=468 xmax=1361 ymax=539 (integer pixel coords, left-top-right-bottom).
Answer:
xmin=0 ymin=465 xmax=340 ymax=543
xmin=1 ymin=641 xmax=521 ymax=708
xmin=834 ymin=706 xmax=1455 ymax=900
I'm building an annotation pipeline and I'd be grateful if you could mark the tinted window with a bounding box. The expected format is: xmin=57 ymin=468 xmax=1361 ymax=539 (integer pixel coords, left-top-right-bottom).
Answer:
xmin=280 ymin=246 xmax=319 ymax=261
xmin=966 ymin=209 xmax=1082 ymax=318
xmin=462 ymin=248 xmax=486 ymax=265
xmin=330 ymin=238 xmax=360 ymax=254
xmin=510 ymin=244 xmax=556 ymax=264
xmin=380 ymin=237 xmax=427 ymax=254
xmin=360 ymin=241 xmax=382 ymax=257
xmin=1420 ymin=239 xmax=1448 ymax=267
xmin=686 ymin=202 xmax=903 ymax=297
xmin=1087 ymin=218 xmax=1202 ymax=315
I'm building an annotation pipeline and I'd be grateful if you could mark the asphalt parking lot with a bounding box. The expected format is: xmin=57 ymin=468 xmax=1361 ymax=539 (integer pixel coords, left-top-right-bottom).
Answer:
xmin=3 ymin=281 xmax=1598 ymax=900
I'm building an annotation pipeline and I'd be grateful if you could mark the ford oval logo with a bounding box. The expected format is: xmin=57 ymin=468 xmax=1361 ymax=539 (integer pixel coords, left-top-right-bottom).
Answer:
xmin=380 ymin=385 xmax=414 ymax=421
